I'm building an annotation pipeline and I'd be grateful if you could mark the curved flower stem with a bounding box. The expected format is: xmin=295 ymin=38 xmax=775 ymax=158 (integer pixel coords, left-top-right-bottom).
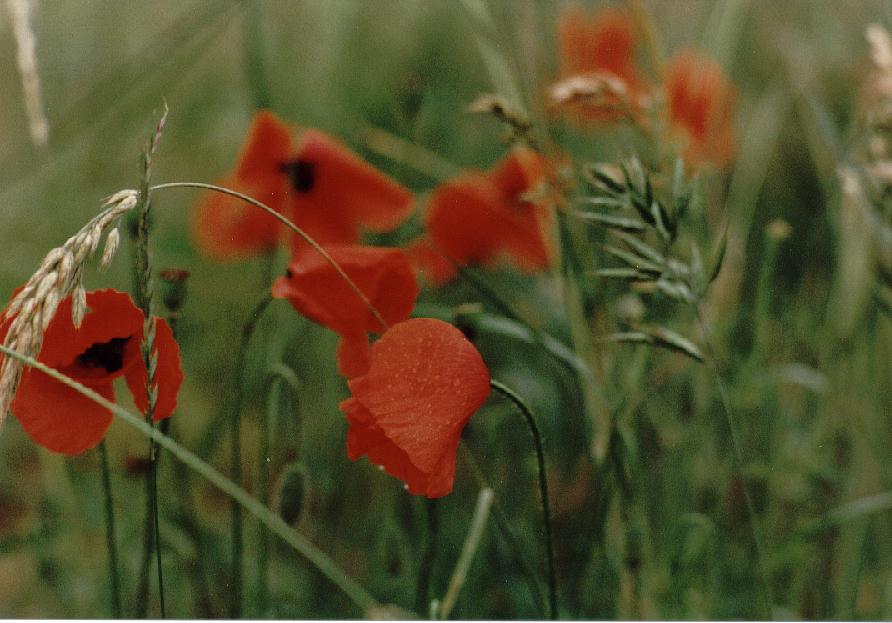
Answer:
xmin=99 ymin=440 xmax=122 ymax=619
xmin=149 ymin=182 xmax=388 ymax=331
xmin=489 ymin=379 xmax=558 ymax=620
xmin=229 ymin=291 xmax=273 ymax=618
xmin=0 ymin=344 xmax=381 ymax=615
xmin=695 ymin=307 xmax=774 ymax=619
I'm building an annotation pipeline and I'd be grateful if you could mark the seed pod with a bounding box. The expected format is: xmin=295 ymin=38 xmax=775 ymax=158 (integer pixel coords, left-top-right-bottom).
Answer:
xmin=275 ymin=462 xmax=309 ymax=526
xmin=72 ymin=285 xmax=87 ymax=328
xmin=100 ymin=228 xmax=120 ymax=270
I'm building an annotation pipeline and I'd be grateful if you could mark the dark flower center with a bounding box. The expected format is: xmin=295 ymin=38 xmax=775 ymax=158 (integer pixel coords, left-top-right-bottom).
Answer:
xmin=281 ymin=159 xmax=316 ymax=193
xmin=76 ymin=337 xmax=131 ymax=374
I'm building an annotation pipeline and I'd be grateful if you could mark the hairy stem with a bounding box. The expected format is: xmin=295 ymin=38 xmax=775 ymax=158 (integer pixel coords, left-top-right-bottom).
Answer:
xmin=490 ymin=379 xmax=559 ymax=619
xmin=99 ymin=440 xmax=122 ymax=619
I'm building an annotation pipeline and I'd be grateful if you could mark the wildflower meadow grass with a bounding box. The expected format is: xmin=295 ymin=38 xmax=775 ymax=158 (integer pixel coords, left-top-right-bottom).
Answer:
xmin=1 ymin=0 xmax=892 ymax=619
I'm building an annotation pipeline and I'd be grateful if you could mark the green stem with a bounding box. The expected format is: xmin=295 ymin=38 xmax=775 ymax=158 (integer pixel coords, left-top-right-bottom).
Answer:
xmin=229 ymin=292 xmax=273 ymax=618
xmin=99 ymin=440 xmax=122 ymax=619
xmin=415 ymin=499 xmax=439 ymax=615
xmin=489 ymin=379 xmax=558 ymax=620
xmin=695 ymin=308 xmax=774 ymax=619
xmin=0 ymin=344 xmax=381 ymax=615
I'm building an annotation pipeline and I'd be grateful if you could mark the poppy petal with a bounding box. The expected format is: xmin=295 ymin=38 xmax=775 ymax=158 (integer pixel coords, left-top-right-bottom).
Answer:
xmin=38 ymin=289 xmax=144 ymax=370
xmin=272 ymin=245 xmax=418 ymax=336
xmin=404 ymin=238 xmax=458 ymax=286
xmin=289 ymin=130 xmax=413 ymax=245
xmin=233 ymin=110 xmax=294 ymax=182
xmin=192 ymin=176 xmax=287 ymax=261
xmin=336 ymin=332 xmax=372 ymax=378
xmin=342 ymin=318 xmax=490 ymax=498
xmin=12 ymin=368 xmax=115 ymax=455
xmin=124 ymin=317 xmax=184 ymax=422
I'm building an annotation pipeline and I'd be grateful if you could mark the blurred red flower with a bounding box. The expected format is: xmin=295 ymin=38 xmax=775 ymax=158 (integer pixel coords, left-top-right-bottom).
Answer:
xmin=340 ymin=318 xmax=490 ymax=498
xmin=286 ymin=130 xmax=414 ymax=250
xmin=193 ymin=111 xmax=414 ymax=260
xmin=192 ymin=110 xmax=293 ymax=260
xmin=554 ymin=5 xmax=645 ymax=123
xmin=271 ymin=245 xmax=419 ymax=376
xmin=1 ymin=289 xmax=183 ymax=455
xmin=423 ymin=148 xmax=553 ymax=282
xmin=665 ymin=51 xmax=736 ymax=168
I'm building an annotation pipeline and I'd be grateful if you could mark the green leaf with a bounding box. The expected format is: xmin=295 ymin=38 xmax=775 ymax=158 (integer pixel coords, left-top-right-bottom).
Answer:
xmin=708 ymin=228 xmax=729 ymax=285
xmin=595 ymin=267 xmax=655 ymax=281
xmin=647 ymin=327 xmax=704 ymax=362
xmin=575 ymin=212 xmax=646 ymax=233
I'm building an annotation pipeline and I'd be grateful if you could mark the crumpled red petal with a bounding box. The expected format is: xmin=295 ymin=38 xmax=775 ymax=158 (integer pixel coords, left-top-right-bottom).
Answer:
xmin=336 ymin=332 xmax=372 ymax=378
xmin=340 ymin=318 xmax=490 ymax=498
xmin=124 ymin=317 xmax=184 ymax=422
xmin=289 ymin=130 xmax=413 ymax=247
xmin=271 ymin=245 xmax=418 ymax=336
xmin=234 ymin=110 xmax=293 ymax=181
xmin=558 ymin=6 xmax=640 ymax=88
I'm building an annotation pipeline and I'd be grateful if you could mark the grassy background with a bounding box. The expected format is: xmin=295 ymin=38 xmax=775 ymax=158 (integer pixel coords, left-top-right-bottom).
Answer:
xmin=2 ymin=0 xmax=892 ymax=618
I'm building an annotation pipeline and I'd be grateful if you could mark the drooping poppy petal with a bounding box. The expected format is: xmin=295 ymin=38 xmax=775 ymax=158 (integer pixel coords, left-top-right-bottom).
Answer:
xmin=124 ymin=317 xmax=184 ymax=422
xmin=286 ymin=130 xmax=413 ymax=248
xmin=6 ymin=289 xmax=183 ymax=455
xmin=271 ymin=245 xmax=419 ymax=336
xmin=192 ymin=110 xmax=293 ymax=260
xmin=665 ymin=51 xmax=736 ymax=168
xmin=340 ymin=318 xmax=490 ymax=498
xmin=12 ymin=371 xmax=116 ymax=455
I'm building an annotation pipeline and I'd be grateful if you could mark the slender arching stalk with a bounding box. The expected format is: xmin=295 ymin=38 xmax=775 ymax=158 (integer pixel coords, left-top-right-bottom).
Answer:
xmin=489 ymin=379 xmax=558 ymax=620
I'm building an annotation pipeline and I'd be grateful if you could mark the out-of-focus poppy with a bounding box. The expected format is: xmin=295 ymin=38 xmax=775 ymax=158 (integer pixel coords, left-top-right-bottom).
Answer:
xmin=553 ymin=5 xmax=645 ymax=123
xmin=192 ymin=110 xmax=293 ymax=260
xmin=193 ymin=111 xmax=414 ymax=260
xmin=271 ymin=245 xmax=419 ymax=376
xmin=1 ymin=289 xmax=183 ymax=455
xmin=285 ymin=130 xmax=414 ymax=250
xmin=404 ymin=237 xmax=458 ymax=287
xmin=665 ymin=51 xmax=736 ymax=168
xmin=340 ymin=318 xmax=490 ymax=498
xmin=424 ymin=148 xmax=552 ymax=281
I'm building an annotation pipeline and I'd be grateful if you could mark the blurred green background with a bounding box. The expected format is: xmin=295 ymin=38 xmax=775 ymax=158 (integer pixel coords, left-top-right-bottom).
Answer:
xmin=2 ymin=0 xmax=892 ymax=618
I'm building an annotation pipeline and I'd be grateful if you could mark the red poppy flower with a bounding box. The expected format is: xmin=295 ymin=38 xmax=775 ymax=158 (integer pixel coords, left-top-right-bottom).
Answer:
xmin=554 ymin=5 xmax=645 ymax=123
xmin=193 ymin=111 xmax=413 ymax=260
xmin=424 ymin=148 xmax=552 ymax=280
xmin=271 ymin=245 xmax=419 ymax=376
xmin=340 ymin=318 xmax=490 ymax=498
xmin=286 ymin=129 xmax=414 ymax=250
xmin=1 ymin=289 xmax=183 ymax=455
xmin=192 ymin=110 xmax=294 ymax=260
xmin=665 ymin=51 xmax=736 ymax=168
xmin=404 ymin=237 xmax=458 ymax=287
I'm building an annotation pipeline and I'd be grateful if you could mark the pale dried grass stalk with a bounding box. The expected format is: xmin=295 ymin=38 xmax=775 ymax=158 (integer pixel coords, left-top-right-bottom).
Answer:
xmin=5 ymin=0 xmax=49 ymax=147
xmin=0 ymin=190 xmax=139 ymax=425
